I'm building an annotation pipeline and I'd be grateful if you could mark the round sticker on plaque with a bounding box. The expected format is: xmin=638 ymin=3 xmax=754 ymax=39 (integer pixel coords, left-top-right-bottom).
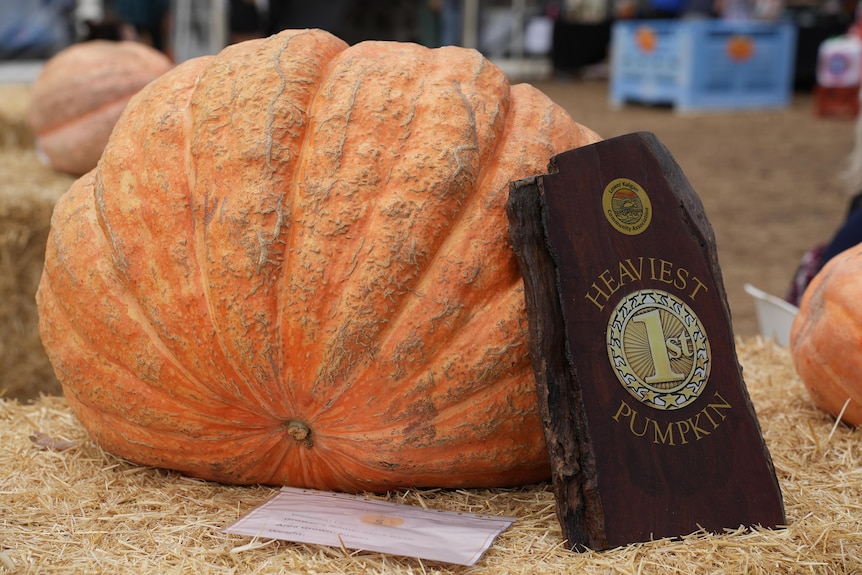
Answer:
xmin=607 ymin=288 xmax=711 ymax=410
xmin=603 ymin=178 xmax=652 ymax=235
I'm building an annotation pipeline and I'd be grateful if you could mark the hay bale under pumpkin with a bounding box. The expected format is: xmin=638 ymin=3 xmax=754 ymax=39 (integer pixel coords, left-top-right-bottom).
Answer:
xmin=0 ymin=85 xmax=73 ymax=400
xmin=1 ymin=338 xmax=860 ymax=573
xmin=0 ymin=150 xmax=72 ymax=401
xmin=0 ymin=84 xmax=34 ymax=150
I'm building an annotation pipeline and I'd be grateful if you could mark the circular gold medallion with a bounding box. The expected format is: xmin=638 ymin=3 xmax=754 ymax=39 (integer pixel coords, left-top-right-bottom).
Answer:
xmin=602 ymin=178 xmax=652 ymax=235
xmin=607 ymin=288 xmax=710 ymax=410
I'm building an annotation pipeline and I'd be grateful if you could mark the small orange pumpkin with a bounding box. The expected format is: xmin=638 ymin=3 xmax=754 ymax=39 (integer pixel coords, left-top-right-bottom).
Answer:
xmin=28 ymin=40 xmax=172 ymax=176
xmin=37 ymin=29 xmax=601 ymax=492
xmin=790 ymin=243 xmax=862 ymax=426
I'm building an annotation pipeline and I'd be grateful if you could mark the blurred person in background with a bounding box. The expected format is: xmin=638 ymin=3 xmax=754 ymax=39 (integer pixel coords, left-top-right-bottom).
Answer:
xmin=788 ymin=125 xmax=862 ymax=306
xmin=265 ymin=0 xmax=350 ymax=36
xmin=231 ymin=0 xmax=264 ymax=43
xmin=0 ymin=0 xmax=76 ymax=58
xmin=438 ymin=0 xmax=462 ymax=46
xmin=110 ymin=0 xmax=170 ymax=51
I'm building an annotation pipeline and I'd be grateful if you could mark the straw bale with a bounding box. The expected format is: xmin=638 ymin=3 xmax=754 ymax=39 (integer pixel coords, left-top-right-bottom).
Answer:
xmin=0 ymin=149 xmax=73 ymax=401
xmin=0 ymin=85 xmax=35 ymax=150
xmin=1 ymin=338 xmax=860 ymax=574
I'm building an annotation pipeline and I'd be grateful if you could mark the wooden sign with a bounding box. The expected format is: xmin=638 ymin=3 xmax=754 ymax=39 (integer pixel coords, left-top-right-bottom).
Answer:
xmin=506 ymin=132 xmax=785 ymax=551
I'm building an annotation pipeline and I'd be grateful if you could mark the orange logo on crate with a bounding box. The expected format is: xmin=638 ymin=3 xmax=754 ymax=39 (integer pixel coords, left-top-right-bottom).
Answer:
xmin=635 ymin=26 xmax=658 ymax=53
xmin=725 ymin=35 xmax=755 ymax=61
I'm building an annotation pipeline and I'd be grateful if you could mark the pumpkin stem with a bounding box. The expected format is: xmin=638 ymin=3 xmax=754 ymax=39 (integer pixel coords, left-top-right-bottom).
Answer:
xmin=286 ymin=420 xmax=313 ymax=447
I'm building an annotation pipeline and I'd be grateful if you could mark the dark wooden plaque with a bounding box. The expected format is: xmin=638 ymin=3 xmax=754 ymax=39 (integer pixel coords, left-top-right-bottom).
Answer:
xmin=506 ymin=132 xmax=785 ymax=551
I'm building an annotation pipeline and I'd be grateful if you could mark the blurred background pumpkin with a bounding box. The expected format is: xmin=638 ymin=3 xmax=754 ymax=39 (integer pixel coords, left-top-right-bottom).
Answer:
xmin=27 ymin=40 xmax=172 ymax=176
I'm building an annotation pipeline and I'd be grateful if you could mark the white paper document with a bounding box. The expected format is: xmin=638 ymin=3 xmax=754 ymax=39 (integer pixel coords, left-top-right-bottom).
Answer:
xmin=224 ymin=487 xmax=516 ymax=566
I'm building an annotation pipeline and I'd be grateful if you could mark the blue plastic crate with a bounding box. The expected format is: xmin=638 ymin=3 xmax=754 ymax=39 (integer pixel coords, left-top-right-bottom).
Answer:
xmin=610 ymin=19 xmax=798 ymax=112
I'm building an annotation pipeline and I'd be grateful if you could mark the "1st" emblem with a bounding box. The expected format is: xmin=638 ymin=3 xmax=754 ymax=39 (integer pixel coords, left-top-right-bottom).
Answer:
xmin=607 ymin=288 xmax=711 ymax=410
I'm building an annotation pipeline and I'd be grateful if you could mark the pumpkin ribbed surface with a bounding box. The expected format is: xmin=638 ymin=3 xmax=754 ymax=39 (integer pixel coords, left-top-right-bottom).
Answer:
xmin=37 ymin=29 xmax=601 ymax=492
xmin=791 ymin=244 xmax=862 ymax=426
xmin=28 ymin=40 xmax=172 ymax=176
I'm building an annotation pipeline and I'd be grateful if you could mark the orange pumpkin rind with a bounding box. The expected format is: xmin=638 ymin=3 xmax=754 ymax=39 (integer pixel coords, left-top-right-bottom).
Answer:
xmin=37 ymin=29 xmax=602 ymax=492
xmin=791 ymin=244 xmax=862 ymax=427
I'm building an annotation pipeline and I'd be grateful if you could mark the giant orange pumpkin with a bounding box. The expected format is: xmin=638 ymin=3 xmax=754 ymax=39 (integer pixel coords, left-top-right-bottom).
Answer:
xmin=28 ymin=40 xmax=172 ymax=176
xmin=791 ymin=243 xmax=862 ymax=427
xmin=37 ymin=29 xmax=601 ymax=492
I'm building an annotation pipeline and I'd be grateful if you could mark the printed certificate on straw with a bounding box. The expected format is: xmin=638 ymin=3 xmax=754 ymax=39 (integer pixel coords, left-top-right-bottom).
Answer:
xmin=224 ymin=487 xmax=516 ymax=566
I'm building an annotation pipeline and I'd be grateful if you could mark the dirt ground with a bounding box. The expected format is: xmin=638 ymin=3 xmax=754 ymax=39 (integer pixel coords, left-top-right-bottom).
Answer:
xmin=533 ymin=79 xmax=858 ymax=337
